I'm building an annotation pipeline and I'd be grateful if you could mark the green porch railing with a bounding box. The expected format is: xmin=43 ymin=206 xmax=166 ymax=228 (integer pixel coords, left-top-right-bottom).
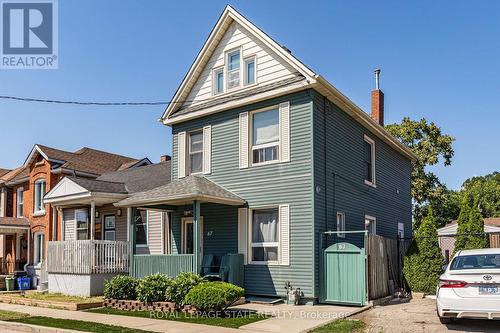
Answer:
xmin=131 ymin=254 xmax=195 ymax=278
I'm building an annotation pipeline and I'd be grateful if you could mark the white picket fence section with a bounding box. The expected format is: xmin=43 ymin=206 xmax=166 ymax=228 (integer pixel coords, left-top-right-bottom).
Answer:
xmin=47 ymin=240 xmax=130 ymax=274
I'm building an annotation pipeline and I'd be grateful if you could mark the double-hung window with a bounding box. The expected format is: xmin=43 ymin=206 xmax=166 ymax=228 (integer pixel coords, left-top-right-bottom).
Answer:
xmin=251 ymin=108 xmax=279 ymax=164
xmin=213 ymin=67 xmax=224 ymax=94
xmin=189 ymin=131 xmax=203 ymax=174
xmin=104 ymin=215 xmax=116 ymax=241
xmin=251 ymin=208 xmax=279 ymax=263
xmin=244 ymin=56 xmax=255 ymax=85
xmin=16 ymin=188 xmax=23 ymax=218
xmin=33 ymin=179 xmax=46 ymax=214
xmin=226 ymin=49 xmax=240 ymax=90
xmin=135 ymin=209 xmax=148 ymax=246
xmin=34 ymin=232 xmax=44 ymax=265
xmin=363 ymin=135 xmax=376 ymax=186
xmin=75 ymin=209 xmax=89 ymax=240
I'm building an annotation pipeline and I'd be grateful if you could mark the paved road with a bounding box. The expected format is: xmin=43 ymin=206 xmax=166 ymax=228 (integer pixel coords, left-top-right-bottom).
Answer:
xmin=354 ymin=297 xmax=499 ymax=333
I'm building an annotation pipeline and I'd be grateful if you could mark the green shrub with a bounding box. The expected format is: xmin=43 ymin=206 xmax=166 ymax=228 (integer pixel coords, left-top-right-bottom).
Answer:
xmin=136 ymin=273 xmax=172 ymax=303
xmin=403 ymin=208 xmax=444 ymax=294
xmin=184 ymin=281 xmax=244 ymax=311
xmin=103 ymin=275 xmax=139 ymax=300
xmin=166 ymin=272 xmax=206 ymax=305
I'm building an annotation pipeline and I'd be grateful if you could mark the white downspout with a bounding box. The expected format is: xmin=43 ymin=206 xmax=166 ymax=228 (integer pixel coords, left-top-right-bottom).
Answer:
xmin=23 ymin=231 xmax=30 ymax=272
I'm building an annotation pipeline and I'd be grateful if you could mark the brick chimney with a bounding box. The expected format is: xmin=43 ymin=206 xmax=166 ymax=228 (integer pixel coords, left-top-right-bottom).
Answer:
xmin=371 ymin=69 xmax=384 ymax=126
xmin=160 ymin=155 xmax=171 ymax=163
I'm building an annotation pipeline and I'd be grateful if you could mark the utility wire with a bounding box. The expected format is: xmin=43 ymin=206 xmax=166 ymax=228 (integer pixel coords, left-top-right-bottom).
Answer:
xmin=0 ymin=95 xmax=189 ymax=106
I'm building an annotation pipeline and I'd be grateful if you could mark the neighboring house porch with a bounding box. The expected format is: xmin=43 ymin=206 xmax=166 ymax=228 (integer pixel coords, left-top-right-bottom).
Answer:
xmin=0 ymin=218 xmax=29 ymax=275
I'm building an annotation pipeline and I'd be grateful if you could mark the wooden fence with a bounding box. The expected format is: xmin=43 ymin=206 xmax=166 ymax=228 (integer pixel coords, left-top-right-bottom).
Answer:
xmin=131 ymin=254 xmax=194 ymax=278
xmin=367 ymin=234 xmax=390 ymax=300
xmin=47 ymin=240 xmax=129 ymax=274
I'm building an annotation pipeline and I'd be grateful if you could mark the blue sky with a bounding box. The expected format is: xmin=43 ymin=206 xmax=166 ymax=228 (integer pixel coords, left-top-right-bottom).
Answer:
xmin=0 ymin=0 xmax=498 ymax=190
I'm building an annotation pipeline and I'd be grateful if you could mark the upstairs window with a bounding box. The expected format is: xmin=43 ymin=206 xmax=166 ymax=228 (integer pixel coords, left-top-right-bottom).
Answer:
xmin=226 ymin=49 xmax=240 ymax=90
xmin=213 ymin=67 xmax=224 ymax=95
xmin=244 ymin=56 xmax=255 ymax=85
xmin=189 ymin=131 xmax=203 ymax=174
xmin=16 ymin=188 xmax=23 ymax=218
xmin=33 ymin=179 xmax=46 ymax=214
xmin=252 ymin=108 xmax=279 ymax=164
xmin=363 ymin=135 xmax=376 ymax=186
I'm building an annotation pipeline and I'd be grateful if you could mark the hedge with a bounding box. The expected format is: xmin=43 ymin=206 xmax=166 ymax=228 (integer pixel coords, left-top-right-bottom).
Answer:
xmin=184 ymin=281 xmax=244 ymax=311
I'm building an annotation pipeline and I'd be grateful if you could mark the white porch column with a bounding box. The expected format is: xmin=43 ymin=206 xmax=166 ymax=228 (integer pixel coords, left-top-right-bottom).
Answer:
xmin=90 ymin=201 xmax=95 ymax=240
xmin=52 ymin=207 xmax=57 ymax=241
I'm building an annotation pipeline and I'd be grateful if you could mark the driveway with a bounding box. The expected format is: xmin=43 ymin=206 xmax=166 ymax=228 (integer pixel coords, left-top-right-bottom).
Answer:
xmin=353 ymin=297 xmax=499 ymax=333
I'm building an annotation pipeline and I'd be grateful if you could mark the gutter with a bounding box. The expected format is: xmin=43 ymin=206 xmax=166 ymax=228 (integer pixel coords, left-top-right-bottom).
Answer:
xmin=51 ymin=167 xmax=99 ymax=178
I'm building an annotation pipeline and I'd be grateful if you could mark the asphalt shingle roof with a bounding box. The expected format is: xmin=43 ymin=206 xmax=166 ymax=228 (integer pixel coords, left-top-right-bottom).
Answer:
xmin=116 ymin=175 xmax=245 ymax=207
xmin=0 ymin=217 xmax=29 ymax=227
xmin=67 ymin=177 xmax=128 ymax=194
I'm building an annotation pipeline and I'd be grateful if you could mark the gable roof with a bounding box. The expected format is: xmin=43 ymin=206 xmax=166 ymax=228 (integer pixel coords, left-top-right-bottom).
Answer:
xmin=24 ymin=144 xmax=148 ymax=176
xmin=115 ymin=175 xmax=245 ymax=207
xmin=160 ymin=5 xmax=417 ymax=162
xmin=0 ymin=166 xmax=29 ymax=185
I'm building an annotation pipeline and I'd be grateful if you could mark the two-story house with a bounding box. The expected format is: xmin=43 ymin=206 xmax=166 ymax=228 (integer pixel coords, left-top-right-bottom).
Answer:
xmin=0 ymin=144 xmax=150 ymax=287
xmin=111 ymin=6 xmax=416 ymax=305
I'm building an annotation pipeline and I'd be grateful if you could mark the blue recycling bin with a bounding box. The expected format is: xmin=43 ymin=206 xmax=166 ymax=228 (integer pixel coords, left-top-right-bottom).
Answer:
xmin=17 ymin=277 xmax=31 ymax=290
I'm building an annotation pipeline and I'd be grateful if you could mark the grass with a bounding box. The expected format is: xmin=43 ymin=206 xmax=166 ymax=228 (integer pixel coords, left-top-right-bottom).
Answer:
xmin=310 ymin=319 xmax=365 ymax=333
xmin=0 ymin=309 xmax=152 ymax=333
xmin=6 ymin=292 xmax=103 ymax=304
xmin=88 ymin=306 xmax=269 ymax=328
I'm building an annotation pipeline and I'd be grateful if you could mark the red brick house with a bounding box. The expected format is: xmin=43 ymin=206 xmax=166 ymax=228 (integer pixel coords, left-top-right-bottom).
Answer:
xmin=0 ymin=144 xmax=150 ymax=287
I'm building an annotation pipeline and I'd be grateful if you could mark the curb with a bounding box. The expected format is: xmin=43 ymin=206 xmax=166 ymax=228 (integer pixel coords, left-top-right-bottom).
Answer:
xmin=0 ymin=320 xmax=81 ymax=333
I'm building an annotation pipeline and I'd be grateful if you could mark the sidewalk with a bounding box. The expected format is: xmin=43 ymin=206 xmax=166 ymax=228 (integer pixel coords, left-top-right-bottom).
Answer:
xmin=0 ymin=301 xmax=369 ymax=333
xmin=0 ymin=303 xmax=242 ymax=333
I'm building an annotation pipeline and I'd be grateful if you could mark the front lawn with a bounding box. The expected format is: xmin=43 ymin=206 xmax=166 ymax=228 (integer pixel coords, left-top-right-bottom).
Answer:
xmin=6 ymin=292 xmax=103 ymax=304
xmin=88 ymin=306 xmax=269 ymax=328
xmin=0 ymin=309 xmax=152 ymax=333
xmin=310 ymin=319 xmax=365 ymax=333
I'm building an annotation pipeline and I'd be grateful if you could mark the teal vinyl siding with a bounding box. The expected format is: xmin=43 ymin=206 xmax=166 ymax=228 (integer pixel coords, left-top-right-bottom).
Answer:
xmin=312 ymin=90 xmax=412 ymax=297
xmin=171 ymin=90 xmax=315 ymax=298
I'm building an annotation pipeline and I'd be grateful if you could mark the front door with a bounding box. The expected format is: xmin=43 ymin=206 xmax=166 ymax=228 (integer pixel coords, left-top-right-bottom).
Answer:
xmin=181 ymin=217 xmax=203 ymax=254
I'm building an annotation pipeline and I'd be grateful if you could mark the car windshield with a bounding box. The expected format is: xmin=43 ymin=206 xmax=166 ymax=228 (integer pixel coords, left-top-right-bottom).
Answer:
xmin=450 ymin=254 xmax=500 ymax=270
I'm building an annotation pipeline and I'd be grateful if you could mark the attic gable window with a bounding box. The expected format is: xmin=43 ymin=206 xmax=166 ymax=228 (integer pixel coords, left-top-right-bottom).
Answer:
xmin=227 ymin=49 xmax=241 ymax=90
xmin=213 ymin=67 xmax=224 ymax=95
xmin=244 ymin=56 xmax=255 ymax=85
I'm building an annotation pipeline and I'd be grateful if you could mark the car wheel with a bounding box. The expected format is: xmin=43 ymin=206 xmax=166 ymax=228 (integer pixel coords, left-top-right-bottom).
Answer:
xmin=439 ymin=316 xmax=453 ymax=324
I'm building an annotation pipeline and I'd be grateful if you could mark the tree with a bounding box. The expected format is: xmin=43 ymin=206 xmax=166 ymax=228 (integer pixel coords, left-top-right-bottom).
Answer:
xmin=386 ymin=117 xmax=455 ymax=205
xmin=454 ymin=195 xmax=488 ymax=253
xmin=386 ymin=118 xmax=455 ymax=228
xmin=461 ymin=172 xmax=500 ymax=218
xmin=416 ymin=189 xmax=461 ymax=228
xmin=403 ymin=208 xmax=444 ymax=294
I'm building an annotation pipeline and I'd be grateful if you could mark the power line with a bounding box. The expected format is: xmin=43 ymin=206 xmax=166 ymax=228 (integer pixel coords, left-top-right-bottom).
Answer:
xmin=0 ymin=95 xmax=187 ymax=106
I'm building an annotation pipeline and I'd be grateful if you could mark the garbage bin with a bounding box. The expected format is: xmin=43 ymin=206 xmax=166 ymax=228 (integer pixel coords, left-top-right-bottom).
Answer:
xmin=17 ymin=277 xmax=31 ymax=291
xmin=5 ymin=277 xmax=15 ymax=291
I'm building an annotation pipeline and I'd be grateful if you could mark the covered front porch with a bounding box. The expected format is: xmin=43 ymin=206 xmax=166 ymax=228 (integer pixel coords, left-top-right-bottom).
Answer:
xmin=116 ymin=175 xmax=247 ymax=285
xmin=0 ymin=218 xmax=29 ymax=276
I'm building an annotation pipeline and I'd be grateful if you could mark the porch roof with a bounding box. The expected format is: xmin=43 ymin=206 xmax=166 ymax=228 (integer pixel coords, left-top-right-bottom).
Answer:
xmin=0 ymin=217 xmax=29 ymax=233
xmin=115 ymin=175 xmax=245 ymax=207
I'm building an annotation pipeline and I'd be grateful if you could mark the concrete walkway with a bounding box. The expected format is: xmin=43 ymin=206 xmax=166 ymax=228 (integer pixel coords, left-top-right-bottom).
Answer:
xmin=0 ymin=302 xmax=369 ymax=333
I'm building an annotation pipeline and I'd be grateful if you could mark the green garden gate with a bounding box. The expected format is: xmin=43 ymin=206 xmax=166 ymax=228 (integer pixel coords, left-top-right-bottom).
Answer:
xmin=320 ymin=240 xmax=367 ymax=306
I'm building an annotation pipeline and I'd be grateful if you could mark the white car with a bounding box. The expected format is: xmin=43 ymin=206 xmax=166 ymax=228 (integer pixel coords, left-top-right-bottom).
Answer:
xmin=436 ymin=248 xmax=500 ymax=323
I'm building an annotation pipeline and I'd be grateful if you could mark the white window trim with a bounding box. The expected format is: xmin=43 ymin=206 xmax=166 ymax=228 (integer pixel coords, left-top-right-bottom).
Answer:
xmin=363 ymin=135 xmax=376 ymax=187
xmin=398 ymin=222 xmax=405 ymax=239
xmin=33 ymin=179 xmax=46 ymax=215
xmin=212 ymin=66 xmax=225 ymax=95
xmin=365 ymin=215 xmax=377 ymax=235
xmin=136 ymin=210 xmax=149 ymax=247
xmin=336 ymin=212 xmax=346 ymax=238
xmin=75 ymin=208 xmax=89 ymax=240
xmin=33 ymin=231 xmax=44 ymax=267
xmin=243 ymin=55 xmax=257 ymax=87
xmin=248 ymin=206 xmax=280 ymax=265
xmin=16 ymin=187 xmax=23 ymax=218
xmin=181 ymin=217 xmax=203 ymax=255
xmin=250 ymin=106 xmax=281 ymax=167
xmin=188 ymin=129 xmax=204 ymax=175
xmin=226 ymin=47 xmax=242 ymax=91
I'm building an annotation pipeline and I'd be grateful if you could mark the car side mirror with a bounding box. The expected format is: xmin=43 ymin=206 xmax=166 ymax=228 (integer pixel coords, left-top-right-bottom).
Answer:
xmin=441 ymin=264 xmax=448 ymax=272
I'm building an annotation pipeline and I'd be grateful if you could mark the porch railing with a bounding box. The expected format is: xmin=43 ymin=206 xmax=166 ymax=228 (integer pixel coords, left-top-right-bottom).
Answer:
xmin=131 ymin=254 xmax=194 ymax=278
xmin=47 ymin=240 xmax=130 ymax=274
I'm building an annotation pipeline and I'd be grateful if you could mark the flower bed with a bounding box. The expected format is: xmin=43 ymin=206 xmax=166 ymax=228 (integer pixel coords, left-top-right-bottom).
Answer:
xmin=103 ymin=299 xmax=197 ymax=313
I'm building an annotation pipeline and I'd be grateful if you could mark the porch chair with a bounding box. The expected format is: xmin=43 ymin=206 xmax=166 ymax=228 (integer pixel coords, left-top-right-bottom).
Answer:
xmin=201 ymin=254 xmax=215 ymax=276
xmin=202 ymin=255 xmax=230 ymax=282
